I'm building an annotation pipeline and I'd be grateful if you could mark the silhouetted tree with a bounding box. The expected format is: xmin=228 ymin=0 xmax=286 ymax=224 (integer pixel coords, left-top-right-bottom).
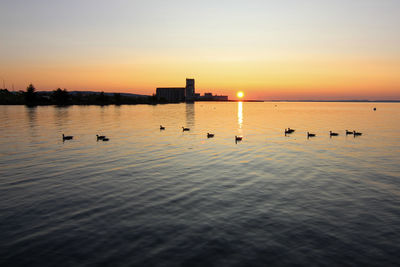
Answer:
xmin=25 ymin=83 xmax=37 ymax=106
xmin=52 ymin=88 xmax=69 ymax=105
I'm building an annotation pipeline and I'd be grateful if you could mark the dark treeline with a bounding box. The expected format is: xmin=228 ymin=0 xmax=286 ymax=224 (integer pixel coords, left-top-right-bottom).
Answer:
xmin=0 ymin=84 xmax=166 ymax=106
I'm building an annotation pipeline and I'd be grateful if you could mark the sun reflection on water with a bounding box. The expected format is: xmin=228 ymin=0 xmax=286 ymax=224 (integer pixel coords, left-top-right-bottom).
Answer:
xmin=238 ymin=101 xmax=243 ymax=131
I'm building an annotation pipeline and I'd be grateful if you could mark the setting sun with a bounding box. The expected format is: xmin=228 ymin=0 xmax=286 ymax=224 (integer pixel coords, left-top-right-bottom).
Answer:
xmin=237 ymin=91 xmax=244 ymax=98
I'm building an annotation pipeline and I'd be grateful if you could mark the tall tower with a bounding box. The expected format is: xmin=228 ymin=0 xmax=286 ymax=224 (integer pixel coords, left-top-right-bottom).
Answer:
xmin=185 ymin=78 xmax=195 ymax=102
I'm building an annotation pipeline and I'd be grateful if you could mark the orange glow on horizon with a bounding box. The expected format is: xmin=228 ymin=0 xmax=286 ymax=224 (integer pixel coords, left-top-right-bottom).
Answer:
xmin=2 ymin=55 xmax=399 ymax=100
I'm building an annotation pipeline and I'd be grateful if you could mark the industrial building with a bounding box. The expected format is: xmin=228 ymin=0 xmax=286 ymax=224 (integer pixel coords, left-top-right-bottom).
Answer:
xmin=197 ymin=93 xmax=228 ymax=101
xmin=156 ymin=79 xmax=194 ymax=103
xmin=185 ymin=78 xmax=195 ymax=102
xmin=156 ymin=87 xmax=185 ymax=102
xmin=156 ymin=78 xmax=228 ymax=102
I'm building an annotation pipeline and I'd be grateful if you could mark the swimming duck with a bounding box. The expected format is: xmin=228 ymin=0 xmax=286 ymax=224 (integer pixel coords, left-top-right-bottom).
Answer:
xmin=207 ymin=133 xmax=214 ymax=138
xmin=307 ymin=132 xmax=316 ymax=138
xmin=96 ymin=134 xmax=106 ymax=140
xmin=329 ymin=131 xmax=339 ymax=136
xmin=285 ymin=128 xmax=295 ymax=134
xmin=182 ymin=127 xmax=190 ymax=131
xmin=62 ymin=134 xmax=73 ymax=140
xmin=160 ymin=125 xmax=165 ymax=130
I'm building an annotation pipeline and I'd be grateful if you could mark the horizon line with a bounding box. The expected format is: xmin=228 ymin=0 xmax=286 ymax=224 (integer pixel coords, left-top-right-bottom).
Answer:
xmin=4 ymin=88 xmax=400 ymax=102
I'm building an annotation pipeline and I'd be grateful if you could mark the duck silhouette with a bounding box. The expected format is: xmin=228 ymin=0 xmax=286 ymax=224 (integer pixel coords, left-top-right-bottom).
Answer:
xmin=307 ymin=132 xmax=316 ymax=138
xmin=96 ymin=134 xmax=106 ymax=140
xmin=285 ymin=128 xmax=295 ymax=135
xmin=62 ymin=134 xmax=73 ymax=141
xmin=329 ymin=131 xmax=339 ymax=137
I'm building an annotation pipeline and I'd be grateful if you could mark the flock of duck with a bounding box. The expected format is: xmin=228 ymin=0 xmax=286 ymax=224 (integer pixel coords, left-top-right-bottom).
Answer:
xmin=162 ymin=125 xmax=362 ymax=142
xmin=62 ymin=126 xmax=362 ymax=143
xmin=62 ymin=134 xmax=109 ymax=142
xmin=283 ymin=128 xmax=362 ymax=138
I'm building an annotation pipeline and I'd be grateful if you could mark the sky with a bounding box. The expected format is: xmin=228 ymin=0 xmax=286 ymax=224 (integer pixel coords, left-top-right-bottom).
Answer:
xmin=0 ymin=0 xmax=399 ymax=100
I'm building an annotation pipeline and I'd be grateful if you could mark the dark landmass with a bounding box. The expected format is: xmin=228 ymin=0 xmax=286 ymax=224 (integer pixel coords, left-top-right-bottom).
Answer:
xmin=0 ymin=85 xmax=164 ymax=106
xmin=66 ymin=91 xmax=149 ymax=98
xmin=1 ymin=84 xmax=399 ymax=105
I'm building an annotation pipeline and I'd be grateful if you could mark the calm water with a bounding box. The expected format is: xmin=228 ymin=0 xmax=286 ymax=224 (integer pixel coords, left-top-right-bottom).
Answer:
xmin=1 ymin=102 xmax=400 ymax=266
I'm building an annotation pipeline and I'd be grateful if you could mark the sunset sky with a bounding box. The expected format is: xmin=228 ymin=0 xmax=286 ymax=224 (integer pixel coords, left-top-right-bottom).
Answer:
xmin=1 ymin=0 xmax=399 ymax=100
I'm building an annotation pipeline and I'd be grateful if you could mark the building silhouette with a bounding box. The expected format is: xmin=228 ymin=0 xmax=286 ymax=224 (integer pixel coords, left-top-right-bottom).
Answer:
xmin=156 ymin=79 xmax=194 ymax=102
xmin=197 ymin=92 xmax=228 ymax=101
xmin=156 ymin=78 xmax=228 ymax=102
xmin=185 ymin=79 xmax=195 ymax=103
xmin=156 ymin=87 xmax=185 ymax=102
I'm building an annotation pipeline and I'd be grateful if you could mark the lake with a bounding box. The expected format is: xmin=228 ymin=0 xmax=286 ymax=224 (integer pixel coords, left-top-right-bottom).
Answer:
xmin=1 ymin=102 xmax=400 ymax=266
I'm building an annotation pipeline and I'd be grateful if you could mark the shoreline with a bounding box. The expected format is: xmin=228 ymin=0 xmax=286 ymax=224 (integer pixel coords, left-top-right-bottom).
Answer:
xmin=1 ymin=99 xmax=400 ymax=107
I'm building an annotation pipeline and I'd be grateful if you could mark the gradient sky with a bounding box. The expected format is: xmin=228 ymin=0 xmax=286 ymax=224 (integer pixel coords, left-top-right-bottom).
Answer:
xmin=1 ymin=0 xmax=399 ymax=100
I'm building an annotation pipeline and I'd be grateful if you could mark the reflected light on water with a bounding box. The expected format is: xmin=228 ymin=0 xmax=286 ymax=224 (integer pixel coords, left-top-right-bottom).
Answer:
xmin=1 ymin=103 xmax=400 ymax=266
xmin=238 ymin=101 xmax=243 ymax=131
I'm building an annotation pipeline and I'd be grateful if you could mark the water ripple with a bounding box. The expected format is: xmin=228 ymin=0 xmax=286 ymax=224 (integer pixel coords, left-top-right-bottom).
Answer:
xmin=1 ymin=103 xmax=400 ymax=266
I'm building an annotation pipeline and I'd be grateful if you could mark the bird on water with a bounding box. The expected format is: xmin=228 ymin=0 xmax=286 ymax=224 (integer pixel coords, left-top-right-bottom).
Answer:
xmin=285 ymin=128 xmax=295 ymax=135
xmin=182 ymin=127 xmax=190 ymax=131
xmin=96 ymin=134 xmax=106 ymax=140
xmin=207 ymin=133 xmax=214 ymax=138
xmin=345 ymin=130 xmax=353 ymax=135
xmin=329 ymin=131 xmax=339 ymax=137
xmin=62 ymin=134 xmax=73 ymax=141
xmin=353 ymin=131 xmax=362 ymax=136
xmin=307 ymin=132 xmax=316 ymax=138
xmin=160 ymin=125 xmax=165 ymax=130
